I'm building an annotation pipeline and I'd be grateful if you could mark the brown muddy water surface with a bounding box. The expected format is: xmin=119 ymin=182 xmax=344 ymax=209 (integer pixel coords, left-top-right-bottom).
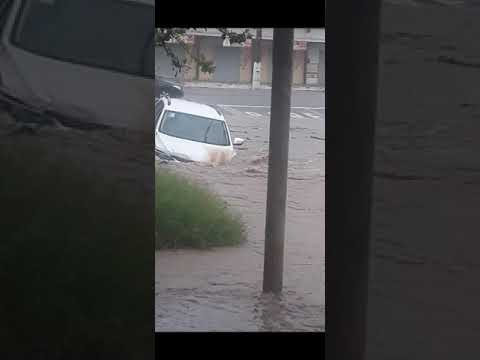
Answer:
xmin=366 ymin=2 xmax=480 ymax=358
xmin=155 ymin=105 xmax=325 ymax=331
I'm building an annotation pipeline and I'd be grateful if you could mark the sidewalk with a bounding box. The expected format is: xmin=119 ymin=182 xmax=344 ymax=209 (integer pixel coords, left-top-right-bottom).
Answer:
xmin=183 ymin=81 xmax=325 ymax=92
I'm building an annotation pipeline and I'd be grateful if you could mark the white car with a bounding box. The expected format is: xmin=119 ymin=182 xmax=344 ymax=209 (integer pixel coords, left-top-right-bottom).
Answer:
xmin=155 ymin=96 xmax=244 ymax=165
xmin=0 ymin=0 xmax=154 ymax=131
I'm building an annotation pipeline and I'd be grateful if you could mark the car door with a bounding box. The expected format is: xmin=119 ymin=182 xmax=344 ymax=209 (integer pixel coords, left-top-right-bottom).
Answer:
xmin=155 ymin=99 xmax=169 ymax=153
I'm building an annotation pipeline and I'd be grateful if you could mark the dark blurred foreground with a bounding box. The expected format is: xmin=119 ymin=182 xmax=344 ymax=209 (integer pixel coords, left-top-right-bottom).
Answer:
xmin=0 ymin=0 xmax=154 ymax=358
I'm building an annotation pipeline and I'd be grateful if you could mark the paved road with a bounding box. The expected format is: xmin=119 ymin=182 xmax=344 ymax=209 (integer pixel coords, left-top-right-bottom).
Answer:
xmin=183 ymin=87 xmax=325 ymax=121
xmin=183 ymin=87 xmax=325 ymax=108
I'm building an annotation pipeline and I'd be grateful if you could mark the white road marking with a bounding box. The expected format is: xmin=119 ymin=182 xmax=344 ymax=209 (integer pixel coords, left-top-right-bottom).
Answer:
xmin=221 ymin=105 xmax=324 ymax=120
xmin=218 ymin=104 xmax=325 ymax=110
xmin=234 ymin=110 xmax=324 ymax=119
xmin=303 ymin=112 xmax=322 ymax=119
xmin=221 ymin=106 xmax=245 ymax=116
xmin=290 ymin=112 xmax=305 ymax=118
xmin=245 ymin=111 xmax=263 ymax=117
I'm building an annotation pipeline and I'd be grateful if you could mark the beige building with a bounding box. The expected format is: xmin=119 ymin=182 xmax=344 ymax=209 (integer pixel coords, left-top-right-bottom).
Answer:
xmin=156 ymin=28 xmax=325 ymax=86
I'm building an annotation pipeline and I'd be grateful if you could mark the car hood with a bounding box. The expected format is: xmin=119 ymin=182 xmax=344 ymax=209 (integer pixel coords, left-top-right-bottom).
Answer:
xmin=156 ymin=133 xmax=234 ymax=165
xmin=155 ymin=134 xmax=171 ymax=154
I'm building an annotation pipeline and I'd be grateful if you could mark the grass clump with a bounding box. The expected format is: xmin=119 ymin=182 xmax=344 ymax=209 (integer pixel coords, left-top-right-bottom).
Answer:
xmin=155 ymin=168 xmax=246 ymax=249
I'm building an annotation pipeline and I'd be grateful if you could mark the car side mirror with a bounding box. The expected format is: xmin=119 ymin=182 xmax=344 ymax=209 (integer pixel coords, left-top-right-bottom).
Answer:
xmin=233 ymin=137 xmax=244 ymax=146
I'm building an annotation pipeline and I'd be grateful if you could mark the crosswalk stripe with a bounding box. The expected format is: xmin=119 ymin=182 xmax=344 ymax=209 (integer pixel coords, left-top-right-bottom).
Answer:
xmin=218 ymin=104 xmax=325 ymax=110
xmin=290 ymin=112 xmax=304 ymax=119
xmin=303 ymin=112 xmax=322 ymax=119
xmin=245 ymin=111 xmax=263 ymax=117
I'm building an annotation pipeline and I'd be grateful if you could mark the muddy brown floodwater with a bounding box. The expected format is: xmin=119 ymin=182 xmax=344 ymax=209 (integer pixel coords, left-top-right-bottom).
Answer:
xmin=155 ymin=104 xmax=325 ymax=331
xmin=366 ymin=2 xmax=480 ymax=359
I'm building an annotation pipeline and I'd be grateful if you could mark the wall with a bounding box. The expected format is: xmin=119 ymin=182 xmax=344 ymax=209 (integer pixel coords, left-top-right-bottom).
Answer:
xmin=260 ymin=40 xmax=273 ymax=84
xmin=187 ymin=28 xmax=325 ymax=42
xmin=155 ymin=45 xmax=185 ymax=78
xmin=318 ymin=43 xmax=325 ymax=85
xmin=259 ymin=40 xmax=307 ymax=85
xmin=182 ymin=44 xmax=197 ymax=81
xmin=239 ymin=46 xmax=252 ymax=83
xmin=305 ymin=42 xmax=325 ymax=86
xmin=155 ymin=32 xmax=323 ymax=85
xmin=293 ymin=50 xmax=306 ymax=85
xmin=155 ymin=44 xmax=197 ymax=81
xmin=196 ymin=37 xmax=216 ymax=81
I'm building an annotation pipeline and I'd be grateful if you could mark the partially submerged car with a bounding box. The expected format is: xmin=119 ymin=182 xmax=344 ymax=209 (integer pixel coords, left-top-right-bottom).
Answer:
xmin=155 ymin=76 xmax=184 ymax=98
xmin=155 ymin=95 xmax=244 ymax=165
xmin=0 ymin=0 xmax=154 ymax=131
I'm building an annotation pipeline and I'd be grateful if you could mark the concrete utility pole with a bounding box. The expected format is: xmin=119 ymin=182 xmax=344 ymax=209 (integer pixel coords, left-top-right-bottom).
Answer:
xmin=263 ymin=28 xmax=294 ymax=293
xmin=252 ymin=28 xmax=262 ymax=89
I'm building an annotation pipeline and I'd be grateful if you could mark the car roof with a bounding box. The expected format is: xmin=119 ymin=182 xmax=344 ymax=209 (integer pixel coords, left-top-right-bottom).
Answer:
xmin=160 ymin=98 xmax=225 ymax=121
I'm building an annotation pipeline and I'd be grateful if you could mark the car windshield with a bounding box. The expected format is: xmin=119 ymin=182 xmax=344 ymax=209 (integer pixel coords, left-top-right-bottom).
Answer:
xmin=159 ymin=111 xmax=230 ymax=146
xmin=11 ymin=0 xmax=153 ymax=77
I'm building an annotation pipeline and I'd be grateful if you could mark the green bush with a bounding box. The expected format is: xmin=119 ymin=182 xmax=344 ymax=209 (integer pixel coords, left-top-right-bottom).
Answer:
xmin=155 ymin=168 xmax=246 ymax=250
xmin=0 ymin=139 xmax=153 ymax=359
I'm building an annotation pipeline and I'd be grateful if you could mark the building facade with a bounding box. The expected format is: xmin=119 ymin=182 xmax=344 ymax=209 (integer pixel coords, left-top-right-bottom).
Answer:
xmin=155 ymin=28 xmax=325 ymax=86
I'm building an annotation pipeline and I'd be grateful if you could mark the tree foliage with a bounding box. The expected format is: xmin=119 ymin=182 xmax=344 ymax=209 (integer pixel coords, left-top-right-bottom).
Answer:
xmin=155 ymin=28 xmax=252 ymax=76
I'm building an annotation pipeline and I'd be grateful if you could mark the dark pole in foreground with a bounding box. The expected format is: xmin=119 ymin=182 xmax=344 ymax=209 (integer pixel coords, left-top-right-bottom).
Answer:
xmin=327 ymin=1 xmax=382 ymax=359
xmin=263 ymin=28 xmax=294 ymax=293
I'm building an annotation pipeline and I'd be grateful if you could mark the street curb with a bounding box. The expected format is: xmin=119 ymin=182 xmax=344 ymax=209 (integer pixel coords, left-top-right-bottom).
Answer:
xmin=183 ymin=81 xmax=324 ymax=92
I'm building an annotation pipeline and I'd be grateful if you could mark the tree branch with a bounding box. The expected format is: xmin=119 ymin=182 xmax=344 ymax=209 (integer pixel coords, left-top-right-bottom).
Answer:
xmin=155 ymin=28 xmax=253 ymax=75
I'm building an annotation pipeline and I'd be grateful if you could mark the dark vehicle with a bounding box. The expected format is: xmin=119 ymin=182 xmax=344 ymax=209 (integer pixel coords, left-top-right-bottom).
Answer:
xmin=155 ymin=76 xmax=184 ymax=98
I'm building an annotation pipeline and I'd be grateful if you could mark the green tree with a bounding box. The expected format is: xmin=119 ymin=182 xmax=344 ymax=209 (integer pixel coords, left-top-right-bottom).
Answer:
xmin=155 ymin=28 xmax=252 ymax=75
